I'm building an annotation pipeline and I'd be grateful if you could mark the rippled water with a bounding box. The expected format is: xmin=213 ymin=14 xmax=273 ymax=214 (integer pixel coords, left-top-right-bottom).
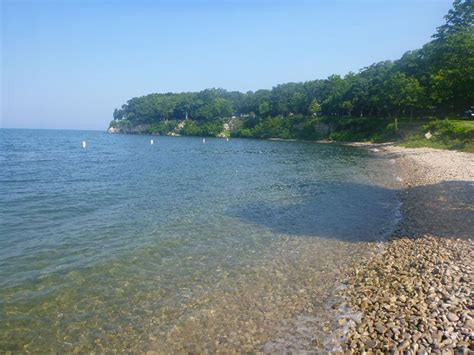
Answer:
xmin=0 ymin=129 xmax=401 ymax=352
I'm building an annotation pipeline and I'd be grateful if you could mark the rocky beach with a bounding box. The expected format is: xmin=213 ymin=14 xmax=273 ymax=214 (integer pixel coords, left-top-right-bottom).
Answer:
xmin=341 ymin=145 xmax=474 ymax=353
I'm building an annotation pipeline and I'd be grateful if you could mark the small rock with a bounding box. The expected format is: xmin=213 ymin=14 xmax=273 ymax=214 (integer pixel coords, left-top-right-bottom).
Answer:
xmin=365 ymin=339 xmax=377 ymax=348
xmin=447 ymin=313 xmax=459 ymax=322
xmin=360 ymin=299 xmax=369 ymax=310
xmin=464 ymin=318 xmax=474 ymax=330
xmin=311 ymin=337 xmax=321 ymax=347
xmin=397 ymin=339 xmax=410 ymax=351
xmin=375 ymin=323 xmax=386 ymax=334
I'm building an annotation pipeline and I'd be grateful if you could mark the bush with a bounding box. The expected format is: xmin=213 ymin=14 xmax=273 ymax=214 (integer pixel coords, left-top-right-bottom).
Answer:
xmin=148 ymin=120 xmax=178 ymax=135
xmin=404 ymin=119 xmax=474 ymax=150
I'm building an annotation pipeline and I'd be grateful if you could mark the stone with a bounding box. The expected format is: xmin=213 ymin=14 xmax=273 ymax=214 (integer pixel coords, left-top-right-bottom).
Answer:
xmin=365 ymin=339 xmax=377 ymax=348
xmin=397 ymin=339 xmax=410 ymax=351
xmin=463 ymin=318 xmax=474 ymax=330
xmin=341 ymin=233 xmax=474 ymax=352
xmin=375 ymin=323 xmax=386 ymax=334
xmin=447 ymin=313 xmax=459 ymax=322
xmin=360 ymin=299 xmax=369 ymax=310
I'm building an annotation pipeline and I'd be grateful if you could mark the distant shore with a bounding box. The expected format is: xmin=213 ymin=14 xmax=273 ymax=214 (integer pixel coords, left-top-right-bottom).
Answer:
xmin=340 ymin=144 xmax=474 ymax=352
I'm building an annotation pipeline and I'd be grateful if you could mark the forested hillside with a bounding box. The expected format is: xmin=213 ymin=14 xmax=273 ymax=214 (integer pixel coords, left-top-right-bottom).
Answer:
xmin=110 ymin=0 xmax=473 ymax=143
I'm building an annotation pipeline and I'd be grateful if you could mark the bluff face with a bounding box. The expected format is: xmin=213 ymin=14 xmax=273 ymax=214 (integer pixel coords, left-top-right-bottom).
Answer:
xmin=107 ymin=123 xmax=151 ymax=134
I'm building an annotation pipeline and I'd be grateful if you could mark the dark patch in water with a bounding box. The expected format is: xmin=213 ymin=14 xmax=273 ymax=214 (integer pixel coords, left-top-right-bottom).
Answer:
xmin=229 ymin=181 xmax=400 ymax=242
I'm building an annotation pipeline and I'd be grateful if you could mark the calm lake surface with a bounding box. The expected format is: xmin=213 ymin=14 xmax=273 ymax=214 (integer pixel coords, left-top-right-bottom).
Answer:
xmin=0 ymin=129 xmax=401 ymax=352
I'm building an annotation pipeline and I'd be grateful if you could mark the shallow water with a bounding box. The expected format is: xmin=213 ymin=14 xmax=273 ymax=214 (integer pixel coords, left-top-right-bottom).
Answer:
xmin=0 ymin=129 xmax=401 ymax=352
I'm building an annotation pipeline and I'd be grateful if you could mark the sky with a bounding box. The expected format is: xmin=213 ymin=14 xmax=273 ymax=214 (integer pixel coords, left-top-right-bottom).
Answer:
xmin=1 ymin=0 xmax=453 ymax=130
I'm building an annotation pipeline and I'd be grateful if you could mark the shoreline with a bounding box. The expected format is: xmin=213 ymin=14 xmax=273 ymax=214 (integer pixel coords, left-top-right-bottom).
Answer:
xmin=104 ymin=133 xmax=472 ymax=351
xmin=339 ymin=144 xmax=474 ymax=352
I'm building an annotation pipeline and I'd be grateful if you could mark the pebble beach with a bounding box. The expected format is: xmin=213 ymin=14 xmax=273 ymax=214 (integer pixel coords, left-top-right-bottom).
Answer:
xmin=341 ymin=145 xmax=474 ymax=353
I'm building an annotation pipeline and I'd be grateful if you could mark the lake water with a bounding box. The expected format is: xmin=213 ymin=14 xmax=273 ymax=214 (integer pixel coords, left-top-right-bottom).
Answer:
xmin=0 ymin=129 xmax=401 ymax=352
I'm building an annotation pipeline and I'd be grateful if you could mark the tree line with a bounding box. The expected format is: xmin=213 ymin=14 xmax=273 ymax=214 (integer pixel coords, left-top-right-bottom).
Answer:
xmin=111 ymin=0 xmax=473 ymax=138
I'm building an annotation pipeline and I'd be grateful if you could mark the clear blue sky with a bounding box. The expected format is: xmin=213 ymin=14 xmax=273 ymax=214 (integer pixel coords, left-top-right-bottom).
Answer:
xmin=1 ymin=0 xmax=452 ymax=130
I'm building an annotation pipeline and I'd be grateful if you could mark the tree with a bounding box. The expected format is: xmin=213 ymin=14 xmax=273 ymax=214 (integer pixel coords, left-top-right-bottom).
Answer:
xmin=434 ymin=0 xmax=473 ymax=40
xmin=309 ymin=99 xmax=321 ymax=116
xmin=347 ymin=76 xmax=370 ymax=117
xmin=383 ymin=72 xmax=423 ymax=117
xmin=428 ymin=31 xmax=474 ymax=113
xmin=111 ymin=0 xmax=473 ymax=137
xmin=258 ymin=101 xmax=270 ymax=116
xmin=321 ymin=75 xmax=350 ymax=116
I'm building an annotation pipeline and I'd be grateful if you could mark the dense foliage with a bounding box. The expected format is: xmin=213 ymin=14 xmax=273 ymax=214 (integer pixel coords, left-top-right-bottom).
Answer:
xmin=111 ymin=1 xmax=473 ymax=140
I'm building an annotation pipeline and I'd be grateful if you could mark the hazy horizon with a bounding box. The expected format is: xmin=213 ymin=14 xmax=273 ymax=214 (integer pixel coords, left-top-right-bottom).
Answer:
xmin=2 ymin=0 xmax=452 ymax=130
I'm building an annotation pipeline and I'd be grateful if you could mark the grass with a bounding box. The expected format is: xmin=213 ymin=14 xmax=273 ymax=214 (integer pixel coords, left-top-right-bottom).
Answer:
xmin=450 ymin=119 xmax=474 ymax=129
xmin=401 ymin=118 xmax=474 ymax=152
xmin=326 ymin=116 xmax=474 ymax=152
xmin=401 ymin=138 xmax=458 ymax=150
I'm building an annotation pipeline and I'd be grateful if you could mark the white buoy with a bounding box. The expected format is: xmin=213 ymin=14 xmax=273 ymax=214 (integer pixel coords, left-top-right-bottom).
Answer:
xmin=203 ymin=138 xmax=206 ymax=144
xmin=150 ymin=139 xmax=154 ymax=145
xmin=226 ymin=138 xmax=229 ymax=142
xmin=82 ymin=141 xmax=86 ymax=148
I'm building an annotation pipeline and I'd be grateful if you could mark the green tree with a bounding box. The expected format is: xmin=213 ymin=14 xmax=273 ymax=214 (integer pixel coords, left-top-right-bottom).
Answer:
xmin=383 ymin=72 xmax=423 ymax=117
xmin=258 ymin=101 xmax=270 ymax=116
xmin=434 ymin=0 xmax=473 ymax=40
xmin=308 ymin=99 xmax=321 ymax=116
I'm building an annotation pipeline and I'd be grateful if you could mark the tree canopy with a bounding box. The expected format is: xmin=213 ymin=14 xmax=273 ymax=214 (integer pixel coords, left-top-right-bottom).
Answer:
xmin=111 ymin=1 xmax=473 ymax=137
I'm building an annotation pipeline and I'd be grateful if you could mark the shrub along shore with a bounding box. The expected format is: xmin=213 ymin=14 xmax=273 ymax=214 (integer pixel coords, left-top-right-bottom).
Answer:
xmin=110 ymin=116 xmax=474 ymax=152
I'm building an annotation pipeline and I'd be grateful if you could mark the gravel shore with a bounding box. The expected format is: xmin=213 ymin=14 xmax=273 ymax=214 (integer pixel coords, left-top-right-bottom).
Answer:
xmin=342 ymin=145 xmax=474 ymax=353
